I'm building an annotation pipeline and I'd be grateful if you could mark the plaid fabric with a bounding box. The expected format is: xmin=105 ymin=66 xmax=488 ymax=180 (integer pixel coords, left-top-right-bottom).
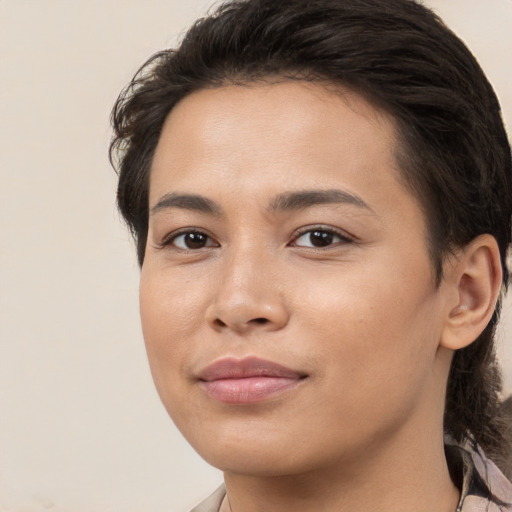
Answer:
xmin=447 ymin=442 xmax=512 ymax=512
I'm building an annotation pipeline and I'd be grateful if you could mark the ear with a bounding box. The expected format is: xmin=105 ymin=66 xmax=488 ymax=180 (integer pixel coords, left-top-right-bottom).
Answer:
xmin=440 ymin=234 xmax=503 ymax=351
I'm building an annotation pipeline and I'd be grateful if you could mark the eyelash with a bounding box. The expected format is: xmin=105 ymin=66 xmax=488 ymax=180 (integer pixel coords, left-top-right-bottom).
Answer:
xmin=290 ymin=226 xmax=355 ymax=249
xmin=158 ymin=226 xmax=355 ymax=251
xmin=159 ymin=228 xmax=218 ymax=250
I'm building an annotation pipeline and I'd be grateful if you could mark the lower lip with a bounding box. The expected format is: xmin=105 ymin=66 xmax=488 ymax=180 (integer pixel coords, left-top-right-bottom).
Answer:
xmin=201 ymin=376 xmax=302 ymax=404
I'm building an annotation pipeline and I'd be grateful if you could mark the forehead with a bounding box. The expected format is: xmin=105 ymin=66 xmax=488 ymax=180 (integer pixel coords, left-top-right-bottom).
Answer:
xmin=150 ymin=81 xmax=404 ymax=198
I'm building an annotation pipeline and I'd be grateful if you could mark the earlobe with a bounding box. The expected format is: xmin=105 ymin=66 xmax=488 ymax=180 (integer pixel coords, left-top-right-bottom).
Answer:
xmin=440 ymin=234 xmax=502 ymax=351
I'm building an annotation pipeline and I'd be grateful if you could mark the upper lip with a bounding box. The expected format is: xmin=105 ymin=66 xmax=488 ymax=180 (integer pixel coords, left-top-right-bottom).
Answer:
xmin=197 ymin=356 xmax=306 ymax=381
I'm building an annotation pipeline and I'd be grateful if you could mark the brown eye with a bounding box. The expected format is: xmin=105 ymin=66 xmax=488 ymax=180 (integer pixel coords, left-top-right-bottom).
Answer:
xmin=293 ymin=228 xmax=352 ymax=248
xmin=308 ymin=230 xmax=335 ymax=247
xmin=171 ymin=231 xmax=216 ymax=249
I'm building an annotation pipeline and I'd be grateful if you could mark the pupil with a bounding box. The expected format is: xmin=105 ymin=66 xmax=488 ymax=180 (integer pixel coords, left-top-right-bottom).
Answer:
xmin=185 ymin=232 xmax=206 ymax=249
xmin=310 ymin=231 xmax=333 ymax=247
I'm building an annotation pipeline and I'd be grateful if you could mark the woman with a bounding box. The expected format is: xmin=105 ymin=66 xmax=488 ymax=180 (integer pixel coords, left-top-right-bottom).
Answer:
xmin=110 ymin=0 xmax=512 ymax=510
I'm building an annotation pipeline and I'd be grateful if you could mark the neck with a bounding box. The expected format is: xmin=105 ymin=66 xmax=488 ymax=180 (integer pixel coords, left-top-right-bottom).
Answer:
xmin=222 ymin=422 xmax=460 ymax=512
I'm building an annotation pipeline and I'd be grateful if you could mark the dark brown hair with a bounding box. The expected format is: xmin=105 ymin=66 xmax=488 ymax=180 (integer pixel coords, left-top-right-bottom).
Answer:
xmin=110 ymin=0 xmax=512 ymax=472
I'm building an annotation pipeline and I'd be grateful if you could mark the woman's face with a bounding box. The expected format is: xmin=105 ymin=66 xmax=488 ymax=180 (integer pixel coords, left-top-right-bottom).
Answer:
xmin=140 ymin=81 xmax=453 ymax=476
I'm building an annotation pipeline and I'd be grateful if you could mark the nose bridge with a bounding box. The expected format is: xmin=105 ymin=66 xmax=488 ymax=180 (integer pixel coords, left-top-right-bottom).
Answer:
xmin=207 ymin=237 xmax=288 ymax=332
xmin=224 ymin=238 xmax=263 ymax=293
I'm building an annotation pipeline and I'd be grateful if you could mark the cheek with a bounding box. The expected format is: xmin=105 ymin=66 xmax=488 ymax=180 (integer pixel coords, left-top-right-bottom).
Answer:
xmin=138 ymin=267 xmax=208 ymax=393
xmin=140 ymin=264 xmax=207 ymax=340
xmin=138 ymin=271 xmax=206 ymax=431
xmin=294 ymin=264 xmax=440 ymax=392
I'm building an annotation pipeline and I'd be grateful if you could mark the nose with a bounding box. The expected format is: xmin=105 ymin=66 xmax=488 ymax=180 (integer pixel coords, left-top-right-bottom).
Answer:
xmin=205 ymin=247 xmax=290 ymax=334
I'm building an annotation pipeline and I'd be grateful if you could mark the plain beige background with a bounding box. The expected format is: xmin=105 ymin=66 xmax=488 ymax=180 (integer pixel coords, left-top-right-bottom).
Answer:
xmin=0 ymin=1 xmax=511 ymax=511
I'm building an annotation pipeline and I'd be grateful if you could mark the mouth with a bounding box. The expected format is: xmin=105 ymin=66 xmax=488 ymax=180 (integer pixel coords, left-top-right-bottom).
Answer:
xmin=197 ymin=356 xmax=308 ymax=404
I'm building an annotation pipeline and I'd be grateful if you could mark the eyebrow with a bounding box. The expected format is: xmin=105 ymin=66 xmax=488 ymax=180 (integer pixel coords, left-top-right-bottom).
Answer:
xmin=150 ymin=193 xmax=222 ymax=216
xmin=268 ymin=189 xmax=372 ymax=213
xmin=150 ymin=188 xmax=373 ymax=217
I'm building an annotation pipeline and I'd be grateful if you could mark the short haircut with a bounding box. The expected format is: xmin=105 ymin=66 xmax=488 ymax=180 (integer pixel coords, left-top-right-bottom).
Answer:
xmin=110 ymin=0 xmax=512 ymax=470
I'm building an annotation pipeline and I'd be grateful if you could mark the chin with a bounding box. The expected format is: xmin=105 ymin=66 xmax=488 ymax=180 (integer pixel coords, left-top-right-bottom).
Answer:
xmin=181 ymin=422 xmax=354 ymax=478
xmin=176 ymin=421 xmax=305 ymax=475
xmin=200 ymin=447 xmax=313 ymax=477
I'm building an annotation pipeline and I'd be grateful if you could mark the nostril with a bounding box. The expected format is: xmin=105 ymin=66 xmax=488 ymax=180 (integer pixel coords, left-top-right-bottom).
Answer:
xmin=211 ymin=317 xmax=268 ymax=328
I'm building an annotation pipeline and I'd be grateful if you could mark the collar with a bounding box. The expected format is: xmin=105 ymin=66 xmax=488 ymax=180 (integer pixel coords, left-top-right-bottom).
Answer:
xmin=446 ymin=441 xmax=512 ymax=511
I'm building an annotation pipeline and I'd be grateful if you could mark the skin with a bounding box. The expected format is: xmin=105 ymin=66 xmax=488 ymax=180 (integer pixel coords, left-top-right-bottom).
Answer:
xmin=140 ymin=81 xmax=475 ymax=512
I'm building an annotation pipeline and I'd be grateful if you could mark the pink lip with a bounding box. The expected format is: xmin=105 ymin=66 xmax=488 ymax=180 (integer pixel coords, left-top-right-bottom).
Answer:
xmin=197 ymin=357 xmax=306 ymax=404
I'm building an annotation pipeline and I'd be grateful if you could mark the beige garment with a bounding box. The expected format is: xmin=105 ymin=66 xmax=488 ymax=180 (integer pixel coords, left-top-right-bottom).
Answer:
xmin=190 ymin=443 xmax=512 ymax=512
xmin=190 ymin=485 xmax=226 ymax=512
